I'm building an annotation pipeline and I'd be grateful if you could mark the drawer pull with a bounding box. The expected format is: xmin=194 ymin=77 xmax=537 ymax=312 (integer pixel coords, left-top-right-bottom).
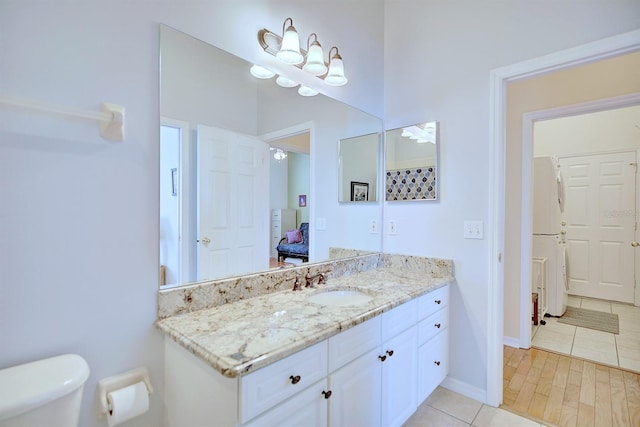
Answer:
xmin=289 ymin=375 xmax=301 ymax=384
xmin=378 ymin=355 xmax=387 ymax=362
xmin=434 ymin=361 xmax=441 ymax=366
xmin=386 ymin=350 xmax=394 ymax=357
xmin=322 ymin=390 xmax=332 ymax=399
xmin=435 ymin=323 xmax=441 ymax=329
xmin=435 ymin=299 xmax=442 ymax=304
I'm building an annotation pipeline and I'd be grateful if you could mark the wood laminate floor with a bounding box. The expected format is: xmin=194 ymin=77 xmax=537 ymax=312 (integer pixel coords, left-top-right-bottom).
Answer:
xmin=503 ymin=346 xmax=640 ymax=427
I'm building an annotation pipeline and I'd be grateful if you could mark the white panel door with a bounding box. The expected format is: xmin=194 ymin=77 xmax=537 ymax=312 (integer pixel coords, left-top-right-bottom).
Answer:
xmin=559 ymin=151 xmax=636 ymax=303
xmin=197 ymin=125 xmax=269 ymax=281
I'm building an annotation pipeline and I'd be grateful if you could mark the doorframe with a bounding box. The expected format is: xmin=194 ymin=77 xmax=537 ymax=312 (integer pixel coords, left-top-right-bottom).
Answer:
xmin=160 ymin=117 xmax=191 ymax=287
xmin=259 ymin=121 xmax=315 ymax=261
xmin=519 ymin=93 xmax=640 ymax=348
xmin=487 ymin=29 xmax=640 ymax=407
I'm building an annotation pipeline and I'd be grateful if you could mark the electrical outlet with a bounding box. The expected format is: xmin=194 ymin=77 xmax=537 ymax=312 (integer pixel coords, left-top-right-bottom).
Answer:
xmin=369 ymin=220 xmax=378 ymax=234
xmin=463 ymin=221 xmax=483 ymax=239
xmin=389 ymin=220 xmax=397 ymax=235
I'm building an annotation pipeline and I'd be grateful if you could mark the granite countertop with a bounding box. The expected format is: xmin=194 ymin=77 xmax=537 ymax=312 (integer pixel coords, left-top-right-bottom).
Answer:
xmin=156 ymin=268 xmax=453 ymax=378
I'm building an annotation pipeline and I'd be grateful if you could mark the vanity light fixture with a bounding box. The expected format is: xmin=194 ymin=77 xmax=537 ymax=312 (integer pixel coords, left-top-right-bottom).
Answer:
xmin=298 ymin=85 xmax=319 ymax=97
xmin=302 ymin=33 xmax=327 ymax=76
xmin=275 ymin=18 xmax=304 ymax=65
xmin=256 ymin=17 xmax=348 ymax=87
xmin=249 ymin=64 xmax=276 ymax=79
xmin=275 ymin=75 xmax=298 ymax=88
xmin=273 ymin=148 xmax=288 ymax=161
xmin=402 ymin=123 xmax=436 ymax=144
xmin=324 ymin=47 xmax=348 ymax=86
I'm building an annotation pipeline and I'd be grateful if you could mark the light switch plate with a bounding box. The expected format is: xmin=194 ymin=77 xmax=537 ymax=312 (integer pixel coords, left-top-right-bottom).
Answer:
xmin=464 ymin=220 xmax=483 ymax=239
xmin=388 ymin=220 xmax=397 ymax=235
xmin=369 ymin=220 xmax=378 ymax=234
xmin=316 ymin=217 xmax=327 ymax=230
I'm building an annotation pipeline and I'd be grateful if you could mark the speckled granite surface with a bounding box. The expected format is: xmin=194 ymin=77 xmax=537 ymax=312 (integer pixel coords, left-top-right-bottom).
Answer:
xmin=157 ymin=254 xmax=454 ymax=378
xmin=158 ymin=253 xmax=383 ymax=319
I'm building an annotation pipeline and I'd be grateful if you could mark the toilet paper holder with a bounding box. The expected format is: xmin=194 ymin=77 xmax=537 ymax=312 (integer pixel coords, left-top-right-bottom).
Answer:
xmin=98 ymin=367 xmax=153 ymax=417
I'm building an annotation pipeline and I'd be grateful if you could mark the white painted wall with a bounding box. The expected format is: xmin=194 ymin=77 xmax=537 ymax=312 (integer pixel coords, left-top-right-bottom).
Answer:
xmin=288 ymin=153 xmax=310 ymax=226
xmin=0 ymin=2 xmax=383 ymax=426
xmin=383 ymin=0 xmax=640 ymax=398
xmin=270 ymin=156 xmax=289 ymax=210
xmin=159 ymin=125 xmax=181 ymax=286
xmin=534 ymin=105 xmax=640 ymax=157
xmin=1 ymin=3 xmax=638 ymax=427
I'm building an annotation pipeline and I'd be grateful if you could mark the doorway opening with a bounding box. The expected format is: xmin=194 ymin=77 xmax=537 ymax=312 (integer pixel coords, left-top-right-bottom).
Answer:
xmin=260 ymin=122 xmax=315 ymax=270
xmin=526 ymin=102 xmax=640 ymax=371
xmin=487 ymin=30 xmax=640 ymax=407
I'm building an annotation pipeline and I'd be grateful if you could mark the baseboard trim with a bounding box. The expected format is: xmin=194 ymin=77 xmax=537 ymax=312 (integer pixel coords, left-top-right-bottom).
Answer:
xmin=503 ymin=336 xmax=522 ymax=349
xmin=440 ymin=376 xmax=488 ymax=405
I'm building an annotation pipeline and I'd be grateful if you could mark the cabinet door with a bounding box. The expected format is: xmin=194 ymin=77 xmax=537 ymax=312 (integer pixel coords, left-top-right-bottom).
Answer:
xmin=417 ymin=331 xmax=449 ymax=403
xmin=381 ymin=326 xmax=418 ymax=427
xmin=242 ymin=380 xmax=328 ymax=427
xmin=328 ymin=347 xmax=382 ymax=427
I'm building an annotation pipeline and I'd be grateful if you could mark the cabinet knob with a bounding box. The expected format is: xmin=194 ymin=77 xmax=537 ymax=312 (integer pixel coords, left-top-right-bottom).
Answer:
xmin=435 ymin=299 xmax=442 ymax=304
xmin=434 ymin=361 xmax=441 ymax=366
xmin=386 ymin=350 xmax=394 ymax=357
xmin=289 ymin=375 xmax=301 ymax=384
xmin=435 ymin=323 xmax=441 ymax=329
xmin=322 ymin=390 xmax=332 ymax=399
xmin=378 ymin=355 xmax=387 ymax=362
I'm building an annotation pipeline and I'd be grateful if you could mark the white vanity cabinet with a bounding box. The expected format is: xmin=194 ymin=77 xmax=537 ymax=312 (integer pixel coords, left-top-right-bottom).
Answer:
xmin=417 ymin=284 xmax=450 ymax=402
xmin=380 ymin=300 xmax=418 ymax=427
xmin=164 ymin=284 xmax=450 ymax=427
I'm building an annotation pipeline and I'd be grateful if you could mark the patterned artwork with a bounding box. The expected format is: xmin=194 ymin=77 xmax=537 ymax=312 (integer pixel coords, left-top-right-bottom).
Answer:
xmin=385 ymin=166 xmax=437 ymax=201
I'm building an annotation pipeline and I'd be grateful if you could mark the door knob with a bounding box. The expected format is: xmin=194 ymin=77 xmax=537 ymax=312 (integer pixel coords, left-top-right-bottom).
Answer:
xmin=198 ymin=237 xmax=211 ymax=244
xmin=632 ymin=242 xmax=640 ymax=247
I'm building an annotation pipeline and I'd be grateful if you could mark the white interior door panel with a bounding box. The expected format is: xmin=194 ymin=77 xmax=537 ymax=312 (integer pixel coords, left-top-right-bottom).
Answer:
xmin=559 ymin=151 xmax=636 ymax=303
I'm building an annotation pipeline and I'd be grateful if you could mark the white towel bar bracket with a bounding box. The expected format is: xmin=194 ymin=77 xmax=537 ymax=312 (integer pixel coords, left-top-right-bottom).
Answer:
xmin=0 ymin=95 xmax=125 ymax=142
xmin=99 ymin=103 xmax=125 ymax=142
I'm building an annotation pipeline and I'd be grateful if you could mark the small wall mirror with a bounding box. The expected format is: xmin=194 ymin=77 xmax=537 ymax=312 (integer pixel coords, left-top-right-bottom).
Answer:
xmin=338 ymin=133 xmax=380 ymax=202
xmin=385 ymin=121 xmax=439 ymax=201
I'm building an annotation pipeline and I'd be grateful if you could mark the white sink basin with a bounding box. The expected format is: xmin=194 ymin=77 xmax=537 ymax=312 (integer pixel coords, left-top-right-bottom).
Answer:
xmin=307 ymin=289 xmax=373 ymax=307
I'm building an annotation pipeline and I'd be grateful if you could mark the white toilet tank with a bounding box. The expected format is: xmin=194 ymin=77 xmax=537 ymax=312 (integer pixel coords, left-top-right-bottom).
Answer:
xmin=0 ymin=354 xmax=90 ymax=427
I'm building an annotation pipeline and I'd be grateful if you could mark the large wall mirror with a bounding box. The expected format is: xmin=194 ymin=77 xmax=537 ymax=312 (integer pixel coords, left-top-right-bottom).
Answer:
xmin=385 ymin=121 xmax=439 ymax=201
xmin=159 ymin=25 xmax=383 ymax=288
xmin=338 ymin=133 xmax=380 ymax=202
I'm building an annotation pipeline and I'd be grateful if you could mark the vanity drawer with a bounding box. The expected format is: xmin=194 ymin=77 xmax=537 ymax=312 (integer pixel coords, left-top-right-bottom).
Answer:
xmin=382 ymin=298 xmax=417 ymax=342
xmin=329 ymin=316 xmax=381 ymax=372
xmin=418 ymin=306 xmax=448 ymax=346
xmin=239 ymin=340 xmax=328 ymax=423
xmin=418 ymin=285 xmax=449 ymax=320
xmin=417 ymin=330 xmax=449 ymax=402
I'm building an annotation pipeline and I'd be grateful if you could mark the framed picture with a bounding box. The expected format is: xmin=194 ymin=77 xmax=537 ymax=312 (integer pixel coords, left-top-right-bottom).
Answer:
xmin=171 ymin=168 xmax=178 ymax=196
xmin=298 ymin=194 xmax=307 ymax=207
xmin=351 ymin=181 xmax=369 ymax=201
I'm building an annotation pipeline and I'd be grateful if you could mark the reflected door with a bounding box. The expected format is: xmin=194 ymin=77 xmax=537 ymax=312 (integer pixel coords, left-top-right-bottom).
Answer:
xmin=560 ymin=151 xmax=636 ymax=303
xmin=197 ymin=125 xmax=269 ymax=281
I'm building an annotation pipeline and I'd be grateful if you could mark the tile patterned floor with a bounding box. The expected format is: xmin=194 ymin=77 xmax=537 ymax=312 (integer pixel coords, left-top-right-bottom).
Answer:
xmin=404 ymin=387 xmax=546 ymax=427
xmin=532 ymin=295 xmax=640 ymax=373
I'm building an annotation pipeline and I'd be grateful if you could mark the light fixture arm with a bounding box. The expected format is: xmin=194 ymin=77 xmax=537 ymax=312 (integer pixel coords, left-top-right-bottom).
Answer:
xmin=307 ymin=33 xmax=320 ymax=50
xmin=328 ymin=46 xmax=341 ymax=63
xmin=282 ymin=17 xmax=294 ymax=36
